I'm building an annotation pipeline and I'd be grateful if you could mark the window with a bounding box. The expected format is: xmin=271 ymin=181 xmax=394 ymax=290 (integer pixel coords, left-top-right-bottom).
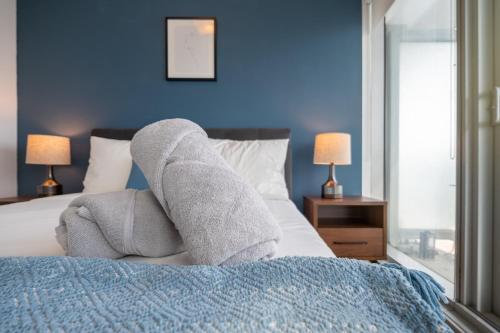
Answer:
xmin=378 ymin=0 xmax=500 ymax=330
xmin=385 ymin=0 xmax=457 ymax=293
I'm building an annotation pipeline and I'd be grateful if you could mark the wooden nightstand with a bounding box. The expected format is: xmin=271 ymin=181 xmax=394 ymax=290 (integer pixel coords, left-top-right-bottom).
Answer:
xmin=304 ymin=196 xmax=387 ymax=260
xmin=0 ymin=196 xmax=37 ymax=206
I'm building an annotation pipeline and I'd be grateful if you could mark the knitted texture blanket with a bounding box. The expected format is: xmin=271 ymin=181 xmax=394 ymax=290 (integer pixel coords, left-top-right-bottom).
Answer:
xmin=0 ymin=256 xmax=451 ymax=333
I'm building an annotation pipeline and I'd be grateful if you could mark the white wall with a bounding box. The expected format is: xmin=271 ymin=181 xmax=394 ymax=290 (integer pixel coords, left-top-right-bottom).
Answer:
xmin=0 ymin=0 xmax=17 ymax=197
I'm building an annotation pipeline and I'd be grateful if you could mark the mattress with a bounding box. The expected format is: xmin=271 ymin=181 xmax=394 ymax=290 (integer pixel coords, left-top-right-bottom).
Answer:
xmin=0 ymin=194 xmax=334 ymax=264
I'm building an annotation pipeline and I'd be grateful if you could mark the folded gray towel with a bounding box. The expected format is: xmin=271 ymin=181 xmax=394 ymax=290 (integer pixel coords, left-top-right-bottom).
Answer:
xmin=56 ymin=189 xmax=183 ymax=259
xmin=131 ymin=119 xmax=282 ymax=265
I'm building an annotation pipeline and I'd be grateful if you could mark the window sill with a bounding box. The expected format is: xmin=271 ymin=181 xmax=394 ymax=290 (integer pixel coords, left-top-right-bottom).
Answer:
xmin=444 ymin=303 xmax=500 ymax=333
xmin=387 ymin=245 xmax=455 ymax=299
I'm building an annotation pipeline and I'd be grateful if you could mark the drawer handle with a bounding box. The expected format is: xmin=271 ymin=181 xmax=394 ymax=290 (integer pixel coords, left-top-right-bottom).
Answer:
xmin=332 ymin=241 xmax=368 ymax=245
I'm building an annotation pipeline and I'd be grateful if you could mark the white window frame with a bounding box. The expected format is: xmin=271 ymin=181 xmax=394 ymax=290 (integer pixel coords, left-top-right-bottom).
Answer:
xmin=362 ymin=0 xmax=393 ymax=200
xmin=455 ymin=0 xmax=499 ymax=330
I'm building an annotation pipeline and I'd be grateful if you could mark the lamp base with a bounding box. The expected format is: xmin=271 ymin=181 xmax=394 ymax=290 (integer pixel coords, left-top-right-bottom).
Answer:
xmin=321 ymin=180 xmax=337 ymax=199
xmin=321 ymin=183 xmax=344 ymax=199
xmin=37 ymin=181 xmax=63 ymax=197
xmin=321 ymin=163 xmax=343 ymax=199
xmin=37 ymin=166 xmax=63 ymax=196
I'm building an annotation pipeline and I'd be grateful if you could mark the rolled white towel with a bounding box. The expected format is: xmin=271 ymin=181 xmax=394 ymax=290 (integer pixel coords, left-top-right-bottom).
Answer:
xmin=56 ymin=189 xmax=183 ymax=259
xmin=130 ymin=118 xmax=282 ymax=265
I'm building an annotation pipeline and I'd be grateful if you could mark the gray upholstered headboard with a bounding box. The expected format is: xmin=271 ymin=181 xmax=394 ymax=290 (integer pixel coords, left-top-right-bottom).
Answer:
xmin=90 ymin=128 xmax=292 ymax=197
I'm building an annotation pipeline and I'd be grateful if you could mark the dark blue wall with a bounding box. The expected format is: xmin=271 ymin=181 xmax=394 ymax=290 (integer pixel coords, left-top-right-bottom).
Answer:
xmin=17 ymin=0 xmax=362 ymax=207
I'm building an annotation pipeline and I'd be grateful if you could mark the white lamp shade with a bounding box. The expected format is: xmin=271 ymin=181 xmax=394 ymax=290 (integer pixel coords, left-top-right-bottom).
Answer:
xmin=313 ymin=132 xmax=351 ymax=165
xmin=26 ymin=134 xmax=71 ymax=165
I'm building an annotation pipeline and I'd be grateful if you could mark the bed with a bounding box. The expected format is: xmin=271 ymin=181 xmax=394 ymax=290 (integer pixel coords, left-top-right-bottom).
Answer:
xmin=0 ymin=126 xmax=450 ymax=332
xmin=0 ymin=193 xmax=334 ymax=263
xmin=0 ymin=127 xmax=333 ymax=262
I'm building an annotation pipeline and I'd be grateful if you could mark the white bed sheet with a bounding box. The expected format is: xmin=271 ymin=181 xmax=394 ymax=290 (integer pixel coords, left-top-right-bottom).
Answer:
xmin=0 ymin=193 xmax=334 ymax=264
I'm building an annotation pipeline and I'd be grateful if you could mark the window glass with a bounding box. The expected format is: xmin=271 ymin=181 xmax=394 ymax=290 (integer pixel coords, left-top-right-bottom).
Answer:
xmin=385 ymin=0 xmax=457 ymax=286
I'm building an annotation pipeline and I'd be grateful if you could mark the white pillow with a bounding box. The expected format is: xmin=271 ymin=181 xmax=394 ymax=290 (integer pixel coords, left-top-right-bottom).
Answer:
xmin=82 ymin=136 xmax=133 ymax=193
xmin=209 ymin=138 xmax=290 ymax=200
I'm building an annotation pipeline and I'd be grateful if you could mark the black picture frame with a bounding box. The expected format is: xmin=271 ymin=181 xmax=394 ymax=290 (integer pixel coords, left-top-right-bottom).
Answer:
xmin=165 ymin=17 xmax=217 ymax=81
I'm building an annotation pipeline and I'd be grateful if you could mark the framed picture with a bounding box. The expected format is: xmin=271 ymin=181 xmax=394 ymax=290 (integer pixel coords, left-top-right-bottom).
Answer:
xmin=165 ymin=17 xmax=217 ymax=81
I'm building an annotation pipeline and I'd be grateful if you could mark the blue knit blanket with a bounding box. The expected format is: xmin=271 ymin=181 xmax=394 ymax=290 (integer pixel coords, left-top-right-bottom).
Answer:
xmin=0 ymin=256 xmax=451 ymax=332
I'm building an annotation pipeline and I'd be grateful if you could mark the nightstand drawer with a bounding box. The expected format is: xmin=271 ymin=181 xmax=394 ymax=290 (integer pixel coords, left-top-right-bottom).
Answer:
xmin=318 ymin=228 xmax=383 ymax=259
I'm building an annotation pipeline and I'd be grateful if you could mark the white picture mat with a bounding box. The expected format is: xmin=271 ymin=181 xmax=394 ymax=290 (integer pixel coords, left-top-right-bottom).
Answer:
xmin=167 ymin=19 xmax=215 ymax=79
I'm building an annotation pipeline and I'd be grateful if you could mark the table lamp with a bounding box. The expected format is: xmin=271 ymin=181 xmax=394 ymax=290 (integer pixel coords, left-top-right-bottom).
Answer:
xmin=313 ymin=132 xmax=351 ymax=199
xmin=26 ymin=134 xmax=71 ymax=196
